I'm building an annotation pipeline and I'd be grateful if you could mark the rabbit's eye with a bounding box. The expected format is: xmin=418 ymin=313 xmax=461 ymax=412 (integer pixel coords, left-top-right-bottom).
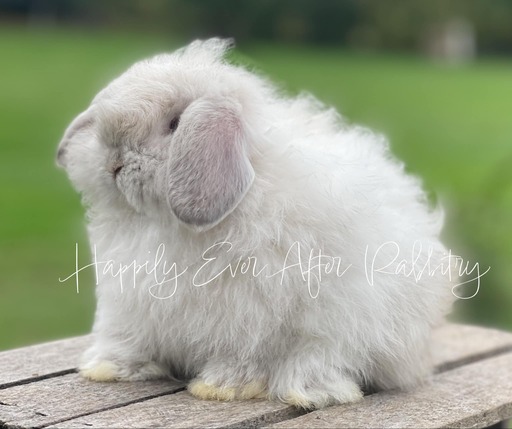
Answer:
xmin=169 ymin=116 xmax=180 ymax=133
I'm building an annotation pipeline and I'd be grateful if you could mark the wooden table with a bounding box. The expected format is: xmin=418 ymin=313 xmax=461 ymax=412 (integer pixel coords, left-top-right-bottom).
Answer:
xmin=1 ymin=324 xmax=511 ymax=428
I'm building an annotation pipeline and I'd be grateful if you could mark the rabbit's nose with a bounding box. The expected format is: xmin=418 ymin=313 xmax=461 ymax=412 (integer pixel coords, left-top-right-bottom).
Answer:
xmin=112 ymin=163 xmax=124 ymax=179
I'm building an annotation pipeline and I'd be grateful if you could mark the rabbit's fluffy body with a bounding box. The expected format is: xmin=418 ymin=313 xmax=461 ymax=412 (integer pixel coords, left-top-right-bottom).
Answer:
xmin=58 ymin=39 xmax=453 ymax=408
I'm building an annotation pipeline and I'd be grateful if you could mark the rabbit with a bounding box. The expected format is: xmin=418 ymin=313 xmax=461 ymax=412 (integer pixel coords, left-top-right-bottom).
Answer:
xmin=57 ymin=38 xmax=455 ymax=409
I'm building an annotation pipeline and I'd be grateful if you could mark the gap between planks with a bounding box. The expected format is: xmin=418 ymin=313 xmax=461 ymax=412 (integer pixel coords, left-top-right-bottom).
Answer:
xmin=0 ymin=375 xmax=186 ymax=429
xmin=0 ymin=336 xmax=92 ymax=390
xmin=41 ymin=386 xmax=187 ymax=429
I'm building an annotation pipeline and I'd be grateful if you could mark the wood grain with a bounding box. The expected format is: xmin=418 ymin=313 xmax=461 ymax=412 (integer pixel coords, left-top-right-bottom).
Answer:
xmin=0 ymin=373 xmax=184 ymax=428
xmin=48 ymin=390 xmax=304 ymax=429
xmin=431 ymin=323 xmax=512 ymax=371
xmin=267 ymin=352 xmax=512 ymax=429
xmin=0 ymin=335 xmax=92 ymax=388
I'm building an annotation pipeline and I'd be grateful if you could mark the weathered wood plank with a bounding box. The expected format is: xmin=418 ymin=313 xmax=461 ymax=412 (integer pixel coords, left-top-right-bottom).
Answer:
xmin=45 ymin=325 xmax=512 ymax=429
xmin=0 ymin=335 xmax=92 ymax=388
xmin=431 ymin=323 xmax=512 ymax=371
xmin=47 ymin=390 xmax=304 ymax=429
xmin=2 ymin=324 xmax=512 ymax=429
xmin=0 ymin=373 xmax=184 ymax=428
xmin=267 ymin=352 xmax=512 ymax=429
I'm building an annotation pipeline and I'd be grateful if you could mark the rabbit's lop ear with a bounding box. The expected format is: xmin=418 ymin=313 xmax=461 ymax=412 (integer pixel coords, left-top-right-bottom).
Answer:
xmin=56 ymin=109 xmax=95 ymax=169
xmin=167 ymin=96 xmax=255 ymax=232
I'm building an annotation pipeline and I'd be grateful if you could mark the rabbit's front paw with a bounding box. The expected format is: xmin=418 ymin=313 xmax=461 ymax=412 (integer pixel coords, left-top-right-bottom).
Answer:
xmin=80 ymin=359 xmax=168 ymax=382
xmin=279 ymin=379 xmax=363 ymax=409
xmin=80 ymin=360 xmax=120 ymax=382
xmin=188 ymin=378 xmax=267 ymax=401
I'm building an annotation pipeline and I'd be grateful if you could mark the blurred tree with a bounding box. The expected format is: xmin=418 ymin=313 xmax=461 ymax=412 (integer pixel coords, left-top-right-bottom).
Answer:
xmin=351 ymin=0 xmax=512 ymax=54
xmin=178 ymin=0 xmax=358 ymax=44
xmin=1 ymin=0 xmax=511 ymax=53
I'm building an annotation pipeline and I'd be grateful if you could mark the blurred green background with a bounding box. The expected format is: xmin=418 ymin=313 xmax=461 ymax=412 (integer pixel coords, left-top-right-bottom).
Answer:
xmin=1 ymin=0 xmax=511 ymax=351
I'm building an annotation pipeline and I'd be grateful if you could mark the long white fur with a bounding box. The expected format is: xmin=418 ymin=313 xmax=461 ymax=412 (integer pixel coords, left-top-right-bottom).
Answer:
xmin=57 ymin=39 xmax=454 ymax=409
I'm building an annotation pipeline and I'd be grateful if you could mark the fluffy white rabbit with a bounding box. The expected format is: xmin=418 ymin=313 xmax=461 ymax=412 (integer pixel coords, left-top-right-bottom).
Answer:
xmin=57 ymin=38 xmax=454 ymax=409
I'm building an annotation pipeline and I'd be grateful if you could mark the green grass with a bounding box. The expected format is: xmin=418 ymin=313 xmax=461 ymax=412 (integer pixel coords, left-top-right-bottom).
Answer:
xmin=1 ymin=25 xmax=511 ymax=350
